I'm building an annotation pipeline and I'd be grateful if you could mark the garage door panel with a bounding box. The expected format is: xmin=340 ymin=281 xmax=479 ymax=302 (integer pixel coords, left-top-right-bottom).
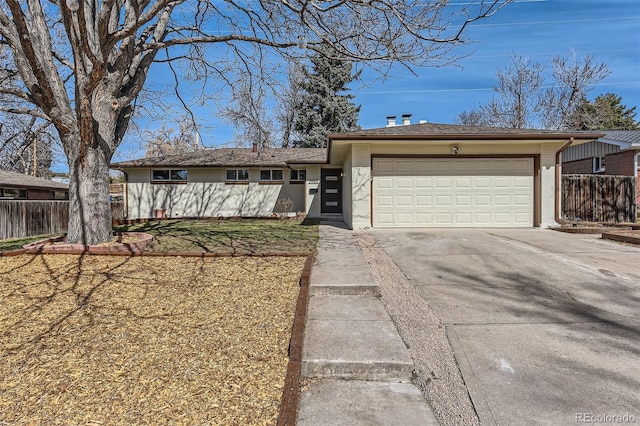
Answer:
xmin=474 ymin=177 xmax=492 ymax=189
xmin=436 ymin=195 xmax=453 ymax=207
xmin=475 ymin=194 xmax=492 ymax=206
xmin=377 ymin=195 xmax=393 ymax=207
xmin=474 ymin=212 xmax=492 ymax=225
xmin=396 ymin=195 xmax=414 ymax=207
xmin=455 ymin=195 xmax=472 ymax=206
xmin=416 ymin=178 xmax=432 ymax=189
xmin=513 ymin=176 xmax=532 ymax=188
xmin=494 ymin=194 xmax=512 ymax=206
xmin=416 ymin=213 xmax=433 ymax=224
xmin=373 ymin=157 xmax=534 ymax=227
xmin=377 ymin=177 xmax=394 ymax=189
xmin=455 ymin=177 xmax=472 ymax=189
xmin=455 ymin=212 xmax=473 ymax=225
xmin=436 ymin=212 xmax=453 ymax=224
xmin=435 ymin=177 xmax=452 ymax=189
xmin=416 ymin=195 xmax=432 ymax=206
xmin=396 ymin=178 xmax=413 ymax=189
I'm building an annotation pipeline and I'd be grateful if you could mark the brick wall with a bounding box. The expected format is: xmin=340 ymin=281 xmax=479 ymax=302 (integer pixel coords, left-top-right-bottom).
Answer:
xmin=562 ymin=158 xmax=595 ymax=174
xmin=563 ymin=151 xmax=636 ymax=176
xmin=604 ymin=150 xmax=635 ymax=176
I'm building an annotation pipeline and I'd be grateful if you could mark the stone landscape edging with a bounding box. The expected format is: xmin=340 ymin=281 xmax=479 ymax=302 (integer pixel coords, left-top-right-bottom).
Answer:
xmin=22 ymin=232 xmax=154 ymax=254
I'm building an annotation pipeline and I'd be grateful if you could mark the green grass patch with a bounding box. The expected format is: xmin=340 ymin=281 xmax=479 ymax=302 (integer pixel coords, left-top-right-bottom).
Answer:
xmin=0 ymin=235 xmax=62 ymax=252
xmin=115 ymin=218 xmax=320 ymax=254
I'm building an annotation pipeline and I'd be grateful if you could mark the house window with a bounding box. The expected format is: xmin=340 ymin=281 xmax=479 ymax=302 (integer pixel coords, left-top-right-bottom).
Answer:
xmin=290 ymin=169 xmax=306 ymax=181
xmin=260 ymin=169 xmax=283 ymax=181
xmin=152 ymin=169 xmax=188 ymax=182
xmin=51 ymin=191 xmax=68 ymax=200
xmin=0 ymin=187 xmax=27 ymax=199
xmin=593 ymin=156 xmax=606 ymax=173
xmin=226 ymin=169 xmax=250 ymax=181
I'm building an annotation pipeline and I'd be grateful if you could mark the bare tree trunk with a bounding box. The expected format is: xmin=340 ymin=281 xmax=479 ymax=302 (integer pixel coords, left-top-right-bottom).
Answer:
xmin=65 ymin=133 xmax=113 ymax=246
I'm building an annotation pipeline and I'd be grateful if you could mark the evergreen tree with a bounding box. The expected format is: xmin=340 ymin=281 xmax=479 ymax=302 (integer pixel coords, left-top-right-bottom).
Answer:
xmin=568 ymin=93 xmax=639 ymax=130
xmin=293 ymin=47 xmax=361 ymax=148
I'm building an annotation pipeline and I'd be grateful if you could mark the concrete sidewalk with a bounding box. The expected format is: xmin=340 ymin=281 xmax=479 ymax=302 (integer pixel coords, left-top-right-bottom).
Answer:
xmin=296 ymin=222 xmax=438 ymax=425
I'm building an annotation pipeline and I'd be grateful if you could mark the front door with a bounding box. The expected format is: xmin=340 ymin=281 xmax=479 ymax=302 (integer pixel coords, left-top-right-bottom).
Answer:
xmin=321 ymin=169 xmax=343 ymax=214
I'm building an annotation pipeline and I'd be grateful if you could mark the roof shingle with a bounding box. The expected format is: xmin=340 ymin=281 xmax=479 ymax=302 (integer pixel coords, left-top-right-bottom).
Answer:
xmin=329 ymin=122 xmax=604 ymax=140
xmin=111 ymin=148 xmax=327 ymax=168
xmin=0 ymin=169 xmax=68 ymax=190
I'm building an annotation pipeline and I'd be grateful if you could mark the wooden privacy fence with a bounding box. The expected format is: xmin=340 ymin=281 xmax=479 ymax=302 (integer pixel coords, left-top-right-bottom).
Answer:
xmin=0 ymin=200 xmax=126 ymax=240
xmin=562 ymin=175 xmax=637 ymax=223
xmin=0 ymin=200 xmax=70 ymax=240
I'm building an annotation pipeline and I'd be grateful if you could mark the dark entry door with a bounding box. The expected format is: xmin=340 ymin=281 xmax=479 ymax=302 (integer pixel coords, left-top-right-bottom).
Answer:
xmin=321 ymin=169 xmax=343 ymax=213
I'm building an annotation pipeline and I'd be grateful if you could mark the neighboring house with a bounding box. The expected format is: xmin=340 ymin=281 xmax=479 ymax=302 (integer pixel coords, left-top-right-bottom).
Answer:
xmin=0 ymin=169 xmax=69 ymax=200
xmin=562 ymin=130 xmax=640 ymax=176
xmin=562 ymin=130 xmax=640 ymax=206
xmin=111 ymin=119 xmax=601 ymax=229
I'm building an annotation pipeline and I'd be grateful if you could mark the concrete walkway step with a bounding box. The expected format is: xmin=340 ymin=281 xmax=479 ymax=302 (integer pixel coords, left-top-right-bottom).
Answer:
xmin=309 ymin=261 xmax=379 ymax=296
xmin=301 ymin=295 xmax=413 ymax=381
xmin=297 ymin=379 xmax=439 ymax=426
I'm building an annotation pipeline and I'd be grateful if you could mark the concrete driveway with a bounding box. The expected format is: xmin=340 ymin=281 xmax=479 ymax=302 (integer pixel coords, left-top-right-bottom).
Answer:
xmin=368 ymin=228 xmax=640 ymax=425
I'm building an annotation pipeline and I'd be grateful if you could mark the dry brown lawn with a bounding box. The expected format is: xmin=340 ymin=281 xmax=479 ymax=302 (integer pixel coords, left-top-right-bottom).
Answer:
xmin=0 ymin=254 xmax=305 ymax=425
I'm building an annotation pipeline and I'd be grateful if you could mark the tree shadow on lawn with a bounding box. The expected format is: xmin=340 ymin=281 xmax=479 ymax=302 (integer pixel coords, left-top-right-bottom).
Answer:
xmin=114 ymin=218 xmax=319 ymax=254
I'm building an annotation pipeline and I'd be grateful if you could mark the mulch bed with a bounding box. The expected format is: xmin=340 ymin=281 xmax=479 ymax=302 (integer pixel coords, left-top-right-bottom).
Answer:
xmin=0 ymin=254 xmax=306 ymax=425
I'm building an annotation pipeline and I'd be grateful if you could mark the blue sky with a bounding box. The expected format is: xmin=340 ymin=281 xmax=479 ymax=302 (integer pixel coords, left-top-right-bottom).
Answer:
xmin=109 ymin=0 xmax=640 ymax=163
xmin=355 ymin=0 xmax=640 ymax=129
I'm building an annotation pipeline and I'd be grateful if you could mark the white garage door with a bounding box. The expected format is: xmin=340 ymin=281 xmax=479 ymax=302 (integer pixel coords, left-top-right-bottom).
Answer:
xmin=373 ymin=157 xmax=534 ymax=227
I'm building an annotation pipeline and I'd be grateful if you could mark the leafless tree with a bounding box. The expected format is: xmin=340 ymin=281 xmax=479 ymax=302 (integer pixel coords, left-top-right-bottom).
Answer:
xmin=220 ymin=71 xmax=276 ymax=149
xmin=144 ymin=118 xmax=199 ymax=157
xmin=1 ymin=44 xmax=54 ymax=176
xmin=457 ymin=51 xmax=609 ymax=130
xmin=277 ymin=61 xmax=305 ymax=148
xmin=0 ymin=0 xmax=512 ymax=244
xmin=540 ymin=53 xmax=610 ymax=130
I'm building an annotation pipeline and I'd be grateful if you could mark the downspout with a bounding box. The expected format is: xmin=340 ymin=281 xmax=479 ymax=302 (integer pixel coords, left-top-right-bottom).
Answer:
xmin=634 ymin=151 xmax=640 ymax=216
xmin=555 ymin=137 xmax=574 ymax=225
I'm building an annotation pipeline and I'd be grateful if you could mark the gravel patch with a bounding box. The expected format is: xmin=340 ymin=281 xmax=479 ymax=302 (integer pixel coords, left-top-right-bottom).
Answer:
xmin=357 ymin=232 xmax=479 ymax=426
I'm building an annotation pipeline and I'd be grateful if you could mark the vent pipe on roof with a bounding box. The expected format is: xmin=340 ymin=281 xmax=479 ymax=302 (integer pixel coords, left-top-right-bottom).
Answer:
xmin=402 ymin=114 xmax=412 ymax=126
xmin=252 ymin=142 xmax=258 ymax=153
xmin=386 ymin=116 xmax=396 ymax=127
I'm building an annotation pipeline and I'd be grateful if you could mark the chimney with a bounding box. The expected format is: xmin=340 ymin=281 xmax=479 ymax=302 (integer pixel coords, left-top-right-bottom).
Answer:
xmin=402 ymin=114 xmax=412 ymax=126
xmin=386 ymin=116 xmax=397 ymax=127
xmin=252 ymin=142 xmax=258 ymax=153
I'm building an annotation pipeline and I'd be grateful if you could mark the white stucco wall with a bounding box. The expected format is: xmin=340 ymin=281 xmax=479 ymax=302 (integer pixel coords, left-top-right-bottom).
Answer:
xmin=350 ymin=144 xmax=372 ymax=229
xmin=540 ymin=143 xmax=563 ymax=228
xmin=124 ymin=167 xmax=305 ymax=219
xmin=342 ymin=149 xmax=353 ymax=229
xmin=305 ymin=165 xmax=321 ymax=218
